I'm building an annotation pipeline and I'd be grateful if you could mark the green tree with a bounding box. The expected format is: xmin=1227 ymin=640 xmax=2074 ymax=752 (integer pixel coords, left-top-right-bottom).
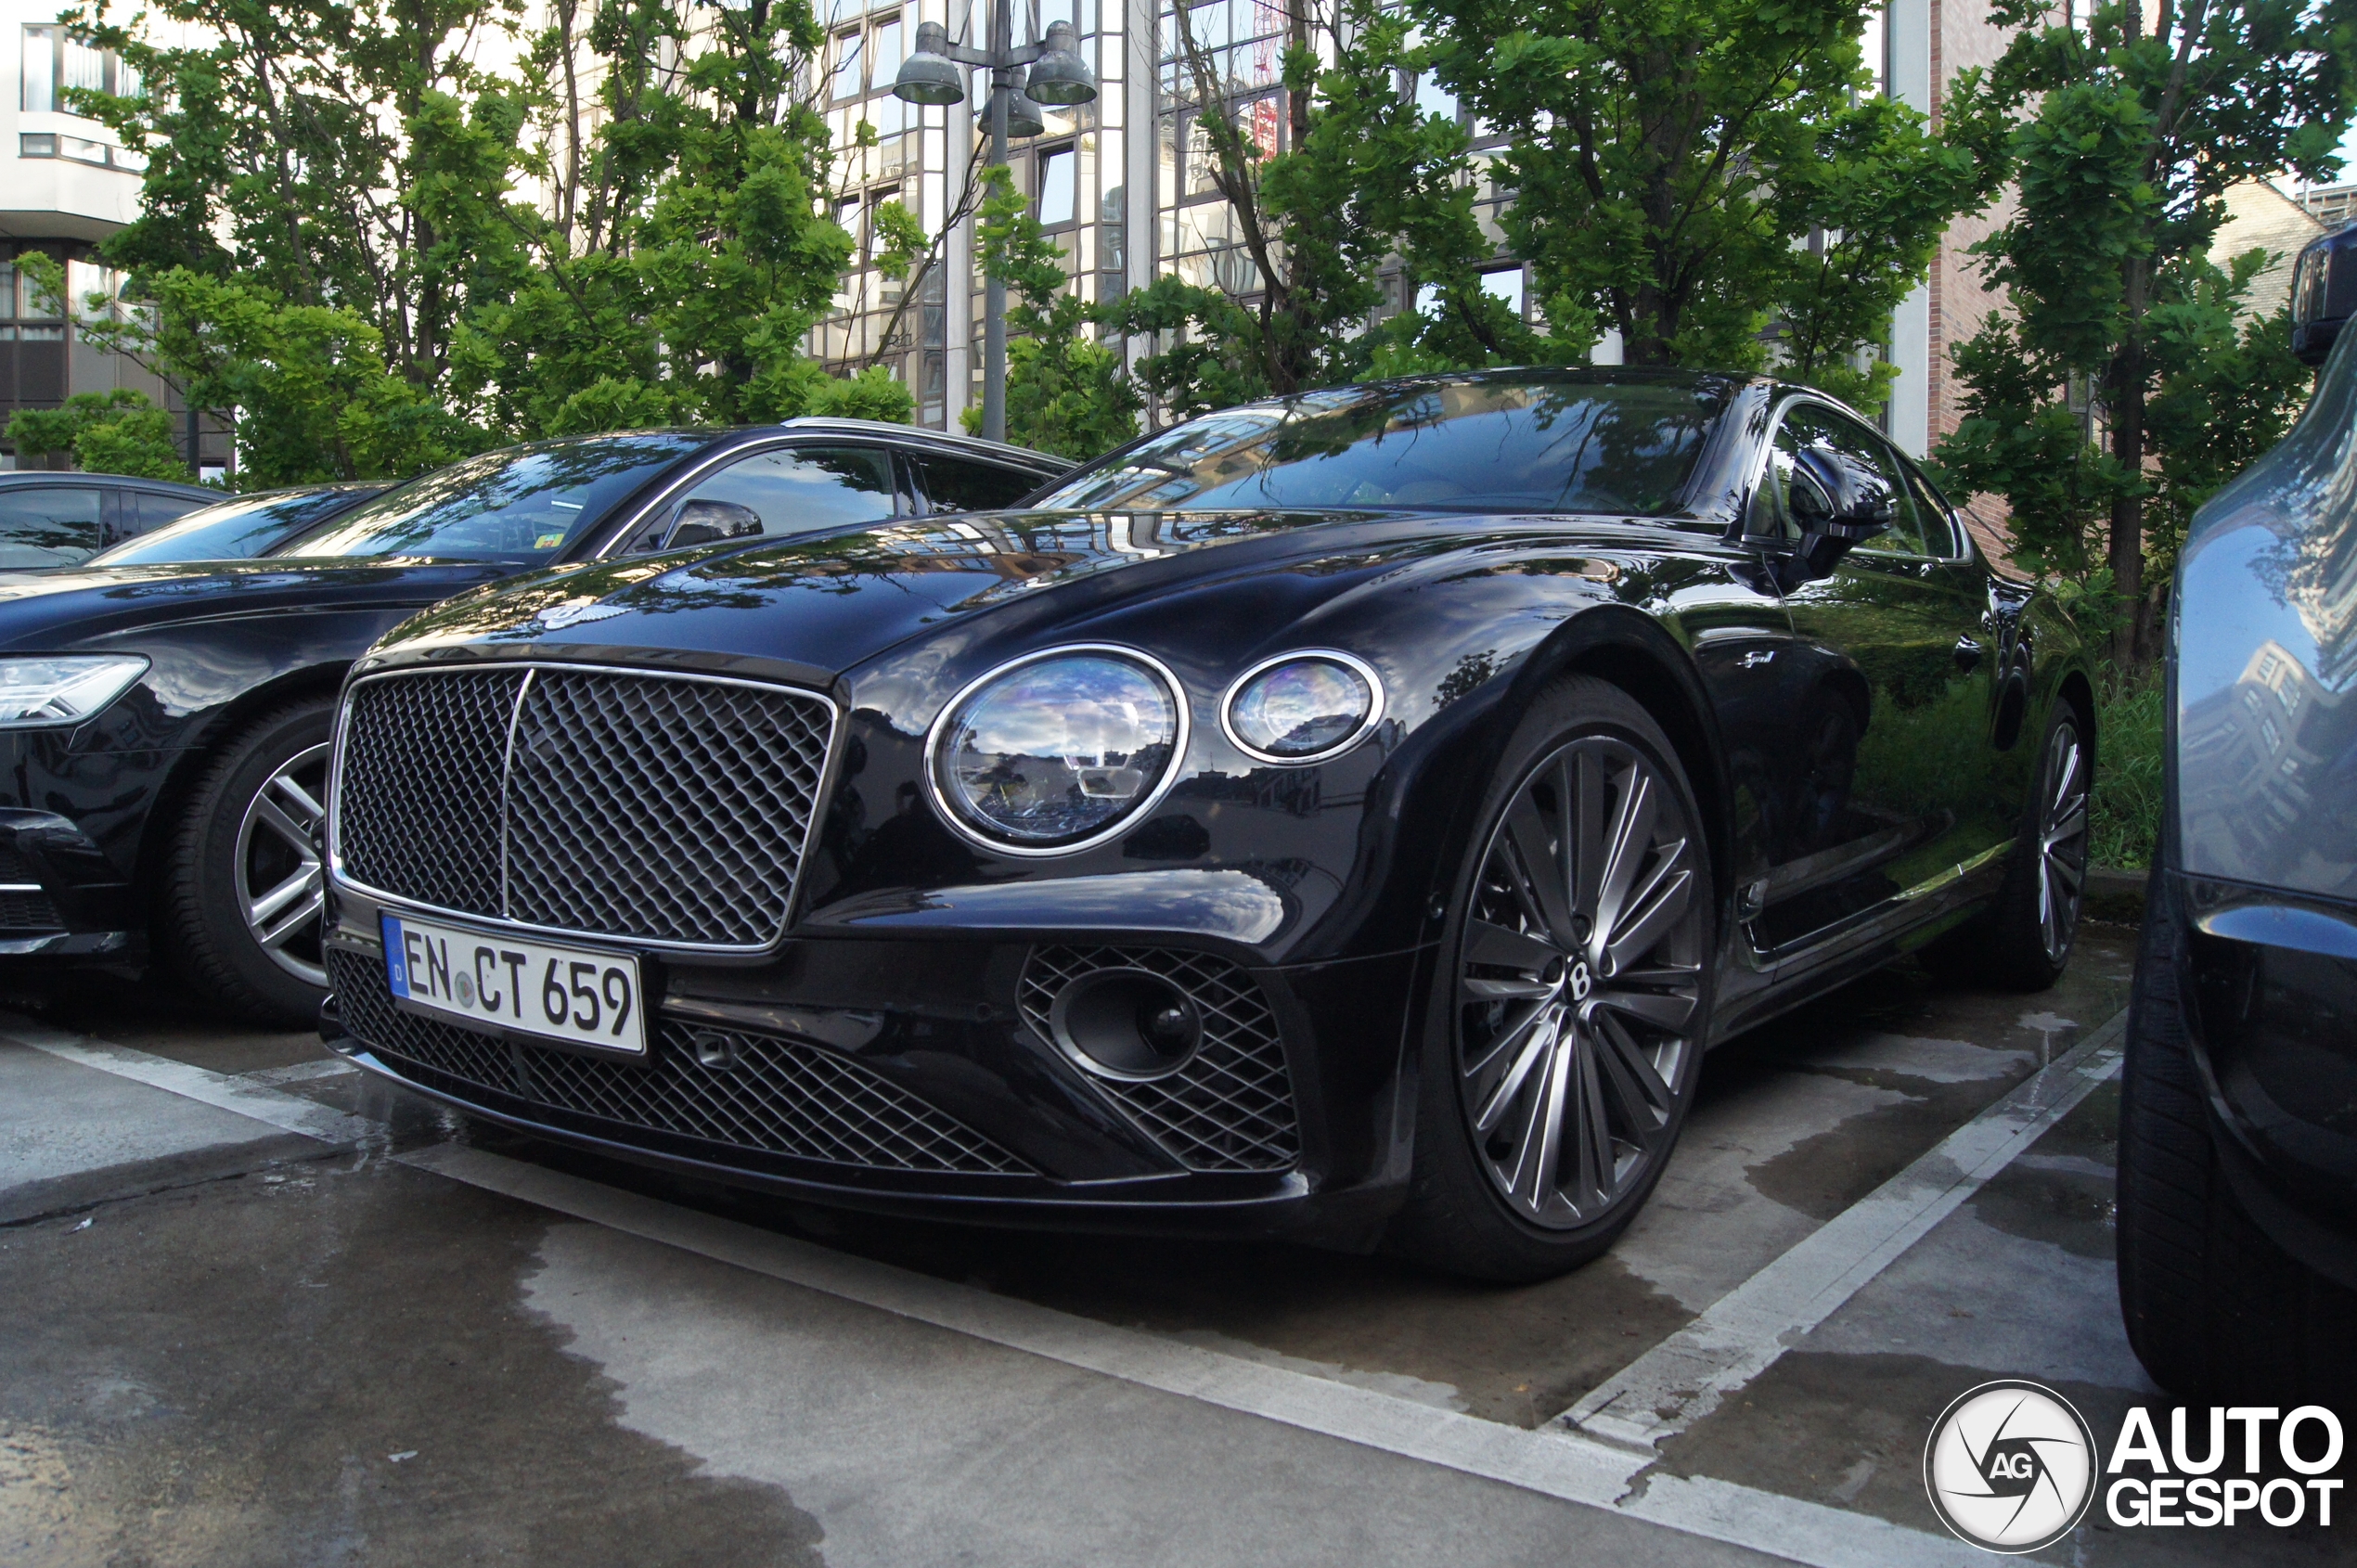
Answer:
xmin=66 ymin=0 xmax=905 ymax=481
xmin=1105 ymin=0 xmax=1545 ymax=418
xmin=964 ymin=167 xmax=1141 ymax=460
xmin=1410 ymin=0 xmax=1996 ymax=410
xmin=1935 ymin=0 xmax=2352 ymax=662
xmin=6 ymin=389 xmax=187 ymax=482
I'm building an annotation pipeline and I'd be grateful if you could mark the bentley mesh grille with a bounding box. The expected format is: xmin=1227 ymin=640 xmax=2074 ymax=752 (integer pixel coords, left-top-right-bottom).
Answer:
xmin=334 ymin=665 xmax=835 ymax=949
xmin=336 ymin=669 xmax=519 ymax=916
xmin=1018 ymin=945 xmax=1300 ymax=1173
xmin=328 ymin=947 xmax=1027 ymax=1176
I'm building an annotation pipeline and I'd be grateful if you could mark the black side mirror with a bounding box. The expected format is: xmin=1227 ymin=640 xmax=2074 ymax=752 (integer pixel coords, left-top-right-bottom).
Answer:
xmin=1778 ymin=445 xmax=1893 ymax=585
xmin=2291 ymin=225 xmax=2356 ymax=368
xmin=663 ymin=499 xmax=764 ymax=548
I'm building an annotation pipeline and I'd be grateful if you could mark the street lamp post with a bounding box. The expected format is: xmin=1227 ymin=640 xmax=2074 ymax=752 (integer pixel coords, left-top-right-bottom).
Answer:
xmin=892 ymin=9 xmax=1098 ymax=443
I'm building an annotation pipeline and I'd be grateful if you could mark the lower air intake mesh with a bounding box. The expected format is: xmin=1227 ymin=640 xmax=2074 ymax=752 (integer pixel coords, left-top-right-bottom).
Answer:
xmin=1018 ymin=945 xmax=1299 ymax=1173
xmin=328 ymin=948 xmax=1026 ymax=1176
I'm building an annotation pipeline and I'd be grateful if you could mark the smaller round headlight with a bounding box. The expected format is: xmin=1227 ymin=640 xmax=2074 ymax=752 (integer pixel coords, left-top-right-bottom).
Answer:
xmin=1222 ymin=652 xmax=1383 ymax=764
xmin=930 ymin=649 xmax=1186 ymax=852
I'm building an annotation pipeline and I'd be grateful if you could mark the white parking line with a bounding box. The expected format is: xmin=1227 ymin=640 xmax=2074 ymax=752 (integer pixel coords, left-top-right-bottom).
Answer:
xmin=1556 ymin=1009 xmax=2128 ymax=1451
xmin=2 ymin=1014 xmax=2026 ymax=1568
xmin=3 ymin=1016 xmax=380 ymax=1146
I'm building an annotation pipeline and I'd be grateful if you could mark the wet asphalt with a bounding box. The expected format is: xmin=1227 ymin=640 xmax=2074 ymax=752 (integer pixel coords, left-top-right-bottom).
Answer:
xmin=1 ymin=924 xmax=2347 ymax=1566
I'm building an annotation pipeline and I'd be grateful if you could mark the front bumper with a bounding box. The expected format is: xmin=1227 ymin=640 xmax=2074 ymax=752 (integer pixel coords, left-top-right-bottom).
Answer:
xmin=2175 ymin=872 xmax=2357 ymax=1290
xmin=320 ymin=901 xmax=1429 ymax=1246
xmin=0 ymin=807 xmax=137 ymax=955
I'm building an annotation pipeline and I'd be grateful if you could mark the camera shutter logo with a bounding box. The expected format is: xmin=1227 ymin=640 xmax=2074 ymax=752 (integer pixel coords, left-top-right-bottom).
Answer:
xmin=1924 ymin=1380 xmax=2097 ymax=1552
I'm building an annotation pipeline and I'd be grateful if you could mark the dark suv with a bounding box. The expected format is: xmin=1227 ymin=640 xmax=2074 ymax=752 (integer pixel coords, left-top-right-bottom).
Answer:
xmin=2116 ymin=221 xmax=2357 ymax=1408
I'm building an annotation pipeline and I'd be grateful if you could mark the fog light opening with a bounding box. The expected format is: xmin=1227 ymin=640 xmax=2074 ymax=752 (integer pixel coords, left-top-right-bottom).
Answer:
xmin=1049 ymin=969 xmax=1203 ymax=1081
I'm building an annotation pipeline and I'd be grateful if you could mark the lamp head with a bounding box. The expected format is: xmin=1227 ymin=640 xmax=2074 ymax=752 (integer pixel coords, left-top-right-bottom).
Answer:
xmin=1002 ymin=85 xmax=1049 ymax=139
xmin=892 ymin=21 xmax=965 ymax=105
xmin=1024 ymin=20 xmax=1098 ymax=106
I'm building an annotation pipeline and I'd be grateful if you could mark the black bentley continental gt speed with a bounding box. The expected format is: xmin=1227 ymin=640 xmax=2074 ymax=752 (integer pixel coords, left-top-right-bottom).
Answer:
xmin=0 ymin=420 xmax=1061 ymax=1023
xmin=321 ymin=369 xmax=2095 ymax=1279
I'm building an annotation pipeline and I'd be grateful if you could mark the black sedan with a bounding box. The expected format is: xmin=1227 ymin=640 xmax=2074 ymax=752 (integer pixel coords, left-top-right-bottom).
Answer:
xmin=2117 ymin=225 xmax=2357 ymax=1408
xmin=320 ymin=369 xmax=2095 ymax=1279
xmin=0 ymin=420 xmax=1063 ymax=1023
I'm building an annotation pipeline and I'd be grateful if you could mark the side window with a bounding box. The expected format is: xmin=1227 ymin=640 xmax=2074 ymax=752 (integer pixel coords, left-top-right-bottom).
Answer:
xmin=917 ymin=455 xmax=1045 ymax=514
xmin=0 ymin=485 xmax=102 ymax=567
xmin=1771 ymin=405 xmax=1927 ymax=557
xmin=1748 ymin=422 xmax=1804 ymax=541
xmin=138 ymin=492 xmax=205 ymax=533
xmin=623 ymin=444 xmax=899 ymax=554
xmin=1900 ymin=466 xmax=1959 ymax=558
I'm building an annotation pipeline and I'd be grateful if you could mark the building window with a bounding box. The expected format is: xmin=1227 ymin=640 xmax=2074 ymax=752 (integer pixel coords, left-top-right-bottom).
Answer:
xmin=831 ymin=29 xmax=865 ymax=100
xmin=1481 ymin=267 xmax=1526 ymax=319
xmin=1037 ymin=144 xmax=1077 ymax=226
xmin=21 ymin=25 xmax=136 ymax=114
xmin=21 ymin=25 xmax=56 ymax=111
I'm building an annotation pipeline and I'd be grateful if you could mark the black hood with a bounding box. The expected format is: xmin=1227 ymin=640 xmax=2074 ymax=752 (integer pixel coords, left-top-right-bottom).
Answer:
xmin=0 ymin=558 xmax=514 ymax=652
xmin=367 ymin=507 xmax=1683 ymax=684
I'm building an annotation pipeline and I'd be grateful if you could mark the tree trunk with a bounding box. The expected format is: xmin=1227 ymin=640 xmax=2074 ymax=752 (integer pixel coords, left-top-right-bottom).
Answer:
xmin=2106 ymin=332 xmax=2147 ymax=670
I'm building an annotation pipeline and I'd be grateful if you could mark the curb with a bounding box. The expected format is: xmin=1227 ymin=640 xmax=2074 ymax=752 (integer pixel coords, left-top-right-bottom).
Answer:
xmin=2084 ymin=865 xmax=2147 ymax=924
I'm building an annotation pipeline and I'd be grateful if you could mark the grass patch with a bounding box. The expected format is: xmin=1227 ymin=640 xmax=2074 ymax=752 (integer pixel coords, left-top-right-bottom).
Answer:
xmin=2092 ymin=675 xmax=2164 ymax=870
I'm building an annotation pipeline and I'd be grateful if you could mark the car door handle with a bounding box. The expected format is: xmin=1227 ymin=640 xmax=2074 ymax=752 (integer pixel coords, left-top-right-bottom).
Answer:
xmin=1953 ymin=636 xmax=1984 ymax=672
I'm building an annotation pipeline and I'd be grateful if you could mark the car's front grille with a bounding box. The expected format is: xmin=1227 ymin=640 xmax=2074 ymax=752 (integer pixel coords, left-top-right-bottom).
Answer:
xmin=328 ymin=947 xmax=1027 ymax=1176
xmin=1019 ymin=945 xmax=1300 ymax=1173
xmin=334 ymin=665 xmax=835 ymax=950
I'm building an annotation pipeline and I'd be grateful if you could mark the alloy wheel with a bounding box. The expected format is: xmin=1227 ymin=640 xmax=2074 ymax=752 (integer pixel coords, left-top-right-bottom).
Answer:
xmin=2036 ymin=720 xmax=2090 ymax=964
xmin=235 ymin=740 xmax=330 ymax=987
xmin=1457 ymin=735 xmax=1706 ymax=1228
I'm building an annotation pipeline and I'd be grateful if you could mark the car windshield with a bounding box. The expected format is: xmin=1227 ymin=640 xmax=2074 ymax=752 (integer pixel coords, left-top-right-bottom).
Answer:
xmin=1027 ymin=376 xmax=1732 ymax=517
xmin=277 ymin=434 xmax=707 ymax=561
xmin=88 ymin=488 xmax=372 ymax=565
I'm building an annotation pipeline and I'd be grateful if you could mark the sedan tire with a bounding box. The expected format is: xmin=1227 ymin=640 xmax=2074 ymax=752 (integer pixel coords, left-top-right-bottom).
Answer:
xmin=1390 ymin=676 xmax=1713 ymax=1282
xmin=161 ymin=698 xmax=333 ymax=1027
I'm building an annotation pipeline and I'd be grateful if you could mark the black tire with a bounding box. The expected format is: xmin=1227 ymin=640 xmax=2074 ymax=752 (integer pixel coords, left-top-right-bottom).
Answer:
xmin=1940 ymin=699 xmax=2091 ymax=992
xmin=2117 ymin=873 xmax=2357 ymax=1407
xmin=1386 ymin=676 xmax=1714 ymax=1282
xmin=160 ymin=698 xmax=335 ymax=1028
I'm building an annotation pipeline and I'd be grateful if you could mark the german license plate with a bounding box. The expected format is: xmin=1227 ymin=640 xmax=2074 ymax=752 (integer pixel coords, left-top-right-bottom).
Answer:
xmin=381 ymin=911 xmax=646 ymax=1058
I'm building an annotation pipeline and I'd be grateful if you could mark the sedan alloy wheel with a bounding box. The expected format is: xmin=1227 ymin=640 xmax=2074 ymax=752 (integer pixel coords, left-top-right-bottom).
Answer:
xmin=234 ymin=740 xmax=330 ymax=986
xmin=1457 ymin=734 xmax=1707 ymax=1228
xmin=2036 ymin=718 xmax=2090 ymax=966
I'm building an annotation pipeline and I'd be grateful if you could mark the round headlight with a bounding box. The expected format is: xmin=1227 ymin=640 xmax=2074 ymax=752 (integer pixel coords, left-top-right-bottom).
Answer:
xmin=1221 ymin=652 xmax=1382 ymax=764
xmin=930 ymin=649 xmax=1187 ymax=851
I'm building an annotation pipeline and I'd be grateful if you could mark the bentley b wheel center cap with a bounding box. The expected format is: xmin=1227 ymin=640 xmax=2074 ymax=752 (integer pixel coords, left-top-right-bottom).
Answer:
xmin=1566 ymin=961 xmax=1592 ymax=1001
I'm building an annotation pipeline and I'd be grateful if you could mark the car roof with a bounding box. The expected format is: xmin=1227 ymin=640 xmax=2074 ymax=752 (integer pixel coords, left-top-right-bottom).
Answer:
xmin=767 ymin=417 xmax=1074 ymax=471
xmin=0 ymin=470 xmax=218 ymax=497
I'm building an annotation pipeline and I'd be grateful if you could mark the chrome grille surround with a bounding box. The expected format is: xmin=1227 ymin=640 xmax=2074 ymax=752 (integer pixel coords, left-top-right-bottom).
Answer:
xmin=330 ymin=663 xmax=839 ymax=952
xmin=328 ymin=947 xmax=1029 ymax=1176
xmin=1018 ymin=945 xmax=1301 ymax=1174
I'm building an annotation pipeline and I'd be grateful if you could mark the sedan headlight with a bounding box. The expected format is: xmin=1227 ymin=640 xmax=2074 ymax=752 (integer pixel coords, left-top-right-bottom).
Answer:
xmin=929 ymin=648 xmax=1188 ymax=852
xmin=1221 ymin=652 xmax=1383 ymax=764
xmin=0 ymin=655 xmax=149 ymax=727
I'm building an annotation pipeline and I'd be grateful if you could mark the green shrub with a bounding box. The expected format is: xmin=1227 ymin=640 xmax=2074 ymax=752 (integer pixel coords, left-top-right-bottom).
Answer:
xmin=2092 ymin=675 xmax=2165 ymax=870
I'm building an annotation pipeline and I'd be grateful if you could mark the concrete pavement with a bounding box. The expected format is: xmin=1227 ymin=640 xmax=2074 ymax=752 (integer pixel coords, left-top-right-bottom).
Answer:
xmin=1 ymin=929 xmax=2344 ymax=1565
